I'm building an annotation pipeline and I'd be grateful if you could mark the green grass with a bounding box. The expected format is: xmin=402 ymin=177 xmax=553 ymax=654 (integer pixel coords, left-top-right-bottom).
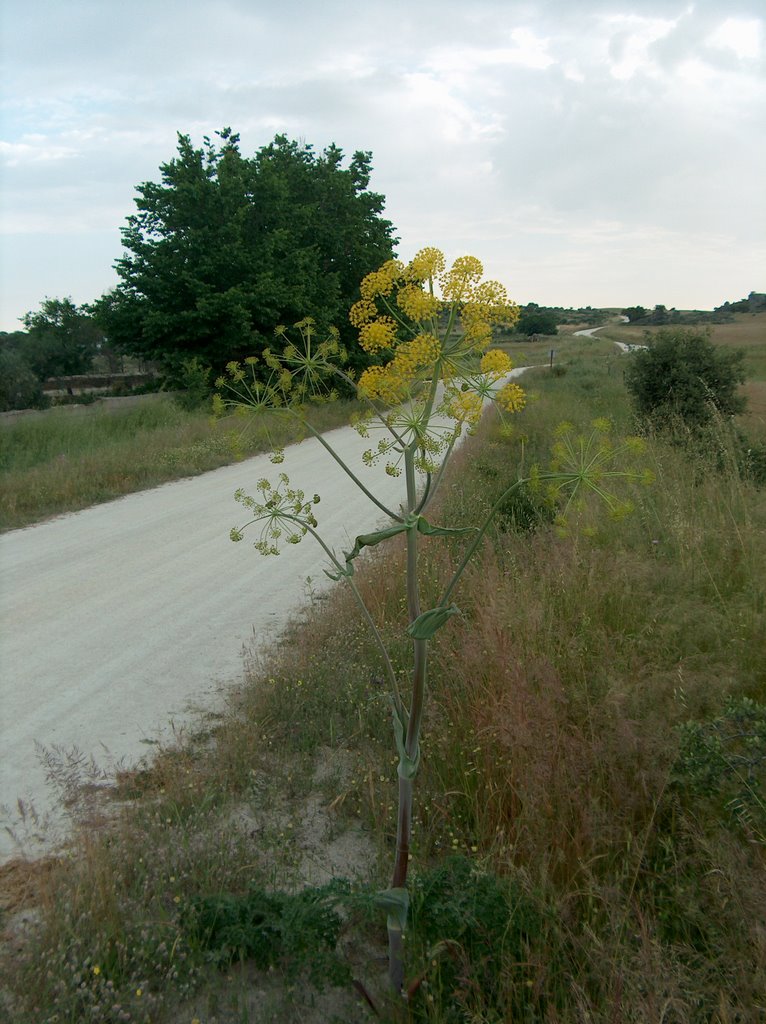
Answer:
xmin=0 ymin=396 xmax=360 ymax=531
xmin=2 ymin=353 xmax=765 ymax=1021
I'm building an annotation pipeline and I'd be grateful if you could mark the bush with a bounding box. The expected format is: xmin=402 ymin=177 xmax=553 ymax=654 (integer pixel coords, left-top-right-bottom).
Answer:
xmin=0 ymin=349 xmax=47 ymax=411
xmin=408 ymin=856 xmax=543 ymax=1020
xmin=516 ymin=309 xmax=558 ymax=337
xmin=172 ymin=357 xmax=212 ymax=411
xmin=624 ymin=327 xmax=746 ymax=430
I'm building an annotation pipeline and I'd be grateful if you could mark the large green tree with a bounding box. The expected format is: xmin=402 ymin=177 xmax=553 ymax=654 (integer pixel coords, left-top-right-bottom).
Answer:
xmin=95 ymin=130 xmax=397 ymax=374
xmin=515 ymin=306 xmax=558 ymax=337
xmin=19 ymin=297 xmax=102 ymax=379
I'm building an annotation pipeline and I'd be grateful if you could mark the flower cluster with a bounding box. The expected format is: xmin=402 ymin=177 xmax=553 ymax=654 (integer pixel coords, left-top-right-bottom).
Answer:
xmin=349 ymin=247 xmax=523 ymax=468
xmin=215 ymin=319 xmax=343 ymax=421
xmin=230 ymin=474 xmax=320 ymax=555
xmin=532 ymin=419 xmax=654 ymax=529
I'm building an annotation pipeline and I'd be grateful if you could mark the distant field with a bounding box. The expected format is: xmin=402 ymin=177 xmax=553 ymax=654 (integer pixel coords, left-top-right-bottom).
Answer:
xmin=598 ymin=313 xmax=766 ymax=379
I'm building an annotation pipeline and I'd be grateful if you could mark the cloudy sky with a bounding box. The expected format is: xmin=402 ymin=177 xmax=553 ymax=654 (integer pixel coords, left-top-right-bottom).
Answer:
xmin=1 ymin=0 xmax=764 ymax=331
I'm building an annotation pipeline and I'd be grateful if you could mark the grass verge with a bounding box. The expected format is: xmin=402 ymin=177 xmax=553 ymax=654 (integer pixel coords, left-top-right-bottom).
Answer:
xmin=0 ymin=396 xmax=360 ymax=531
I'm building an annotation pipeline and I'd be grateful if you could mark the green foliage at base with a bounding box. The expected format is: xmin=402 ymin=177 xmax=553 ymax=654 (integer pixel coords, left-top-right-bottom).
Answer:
xmin=184 ymin=881 xmax=350 ymax=986
xmin=408 ymin=856 xmax=544 ymax=1020
xmin=0 ymin=348 xmax=47 ymax=411
xmin=674 ymin=696 xmax=766 ymax=843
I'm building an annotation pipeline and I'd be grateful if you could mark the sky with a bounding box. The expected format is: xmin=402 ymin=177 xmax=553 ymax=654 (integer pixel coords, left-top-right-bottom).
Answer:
xmin=1 ymin=0 xmax=764 ymax=332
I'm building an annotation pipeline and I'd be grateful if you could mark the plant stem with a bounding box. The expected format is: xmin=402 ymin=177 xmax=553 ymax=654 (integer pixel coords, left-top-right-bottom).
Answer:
xmin=304 ymin=523 xmax=405 ymax=717
xmin=388 ymin=445 xmax=429 ymax=992
xmin=439 ymin=476 xmax=528 ymax=606
xmin=301 ymin=419 xmax=404 ymax=522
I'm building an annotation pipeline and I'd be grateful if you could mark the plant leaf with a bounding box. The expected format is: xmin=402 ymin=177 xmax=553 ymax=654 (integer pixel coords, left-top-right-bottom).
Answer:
xmin=324 ymin=515 xmax=475 ymax=581
xmin=375 ymin=887 xmax=410 ymax=933
xmin=407 ymin=603 xmax=461 ymax=639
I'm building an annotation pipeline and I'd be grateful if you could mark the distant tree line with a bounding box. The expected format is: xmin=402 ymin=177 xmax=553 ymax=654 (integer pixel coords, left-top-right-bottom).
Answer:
xmin=496 ymin=302 xmax=608 ymax=339
xmin=0 ymin=298 xmax=113 ymax=412
xmin=622 ymin=291 xmax=765 ymax=328
xmin=714 ymin=291 xmax=766 ymax=315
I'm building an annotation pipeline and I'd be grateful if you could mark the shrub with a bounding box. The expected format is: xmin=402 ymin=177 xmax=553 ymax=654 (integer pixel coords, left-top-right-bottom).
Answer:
xmin=624 ymin=327 xmax=746 ymax=430
xmin=0 ymin=349 xmax=47 ymax=411
xmin=408 ymin=856 xmax=543 ymax=1020
xmin=172 ymin=357 xmax=212 ymax=411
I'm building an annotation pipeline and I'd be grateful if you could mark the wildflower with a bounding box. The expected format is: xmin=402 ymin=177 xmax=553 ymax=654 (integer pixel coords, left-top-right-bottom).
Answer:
xmin=396 ymin=283 xmax=440 ymax=322
xmin=230 ymin=476 xmax=320 ymax=556
xmin=360 ymin=259 xmax=405 ymax=299
xmin=408 ymin=246 xmax=445 ymax=281
xmin=480 ymin=349 xmax=513 ymax=376
xmin=349 ymin=299 xmax=377 ymax=327
xmin=540 ymin=420 xmax=651 ymax=518
xmin=441 ymin=255 xmax=484 ymax=301
xmin=497 ymin=381 xmax=526 ymax=413
xmin=359 ymin=317 xmax=398 ymax=353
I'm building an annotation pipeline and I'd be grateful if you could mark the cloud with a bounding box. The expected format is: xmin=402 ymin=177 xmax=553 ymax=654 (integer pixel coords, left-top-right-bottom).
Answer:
xmin=1 ymin=0 xmax=764 ymax=327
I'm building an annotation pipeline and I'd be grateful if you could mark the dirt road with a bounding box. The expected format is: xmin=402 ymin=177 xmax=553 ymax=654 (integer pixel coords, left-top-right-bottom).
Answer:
xmin=0 ymin=422 xmax=420 ymax=859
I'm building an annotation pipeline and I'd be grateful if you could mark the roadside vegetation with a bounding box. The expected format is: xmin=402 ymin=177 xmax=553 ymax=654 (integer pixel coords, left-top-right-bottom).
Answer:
xmin=0 ymin=326 xmax=597 ymax=534
xmin=0 ymin=397 xmax=360 ymax=531
xmin=2 ymin=338 xmax=764 ymax=1022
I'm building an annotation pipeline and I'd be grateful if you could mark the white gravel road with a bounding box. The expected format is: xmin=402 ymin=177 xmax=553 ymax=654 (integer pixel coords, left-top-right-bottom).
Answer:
xmin=0 ymin=421 xmax=423 ymax=860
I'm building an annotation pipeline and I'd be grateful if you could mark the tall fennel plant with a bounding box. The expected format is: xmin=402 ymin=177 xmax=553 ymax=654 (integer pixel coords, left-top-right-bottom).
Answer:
xmin=218 ymin=248 xmax=649 ymax=993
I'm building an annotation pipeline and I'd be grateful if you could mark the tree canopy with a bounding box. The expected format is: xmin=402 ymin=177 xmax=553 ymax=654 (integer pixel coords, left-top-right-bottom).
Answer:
xmin=515 ymin=307 xmax=559 ymax=337
xmin=19 ymin=297 xmax=102 ymax=380
xmin=94 ymin=130 xmax=398 ymax=374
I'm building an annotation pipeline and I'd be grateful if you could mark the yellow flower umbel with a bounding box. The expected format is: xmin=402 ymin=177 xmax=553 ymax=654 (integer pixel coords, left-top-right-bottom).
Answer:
xmin=531 ymin=419 xmax=653 ymax=533
xmin=350 ymin=247 xmax=522 ymax=473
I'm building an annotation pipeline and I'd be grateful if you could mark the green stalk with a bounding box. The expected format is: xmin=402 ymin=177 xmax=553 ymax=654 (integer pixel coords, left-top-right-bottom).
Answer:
xmin=301 ymin=419 xmax=404 ymax=523
xmin=388 ymin=444 xmax=428 ymax=992
xmin=304 ymin=523 xmax=405 ymax=717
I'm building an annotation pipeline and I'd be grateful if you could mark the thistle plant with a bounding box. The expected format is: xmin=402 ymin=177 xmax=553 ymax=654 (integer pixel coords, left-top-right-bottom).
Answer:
xmin=218 ymin=248 xmax=649 ymax=995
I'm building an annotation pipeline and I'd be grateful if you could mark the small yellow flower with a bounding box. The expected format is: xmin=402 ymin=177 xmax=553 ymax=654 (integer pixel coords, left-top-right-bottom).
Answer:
xmin=497 ymin=381 xmax=526 ymax=413
xmin=349 ymin=299 xmax=376 ymax=327
xmin=480 ymin=349 xmax=513 ymax=375
xmin=408 ymin=246 xmax=445 ymax=281
xmin=360 ymin=259 xmax=404 ymax=299
xmin=396 ymin=283 xmax=440 ymax=322
xmin=92 ymin=965 xmax=101 ymax=976
xmin=359 ymin=317 xmax=398 ymax=353
xmin=441 ymin=255 xmax=484 ymax=300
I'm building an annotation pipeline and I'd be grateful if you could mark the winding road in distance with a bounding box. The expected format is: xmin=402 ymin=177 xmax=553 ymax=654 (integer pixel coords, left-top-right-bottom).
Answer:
xmin=0 ymin=372 xmax=525 ymax=861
